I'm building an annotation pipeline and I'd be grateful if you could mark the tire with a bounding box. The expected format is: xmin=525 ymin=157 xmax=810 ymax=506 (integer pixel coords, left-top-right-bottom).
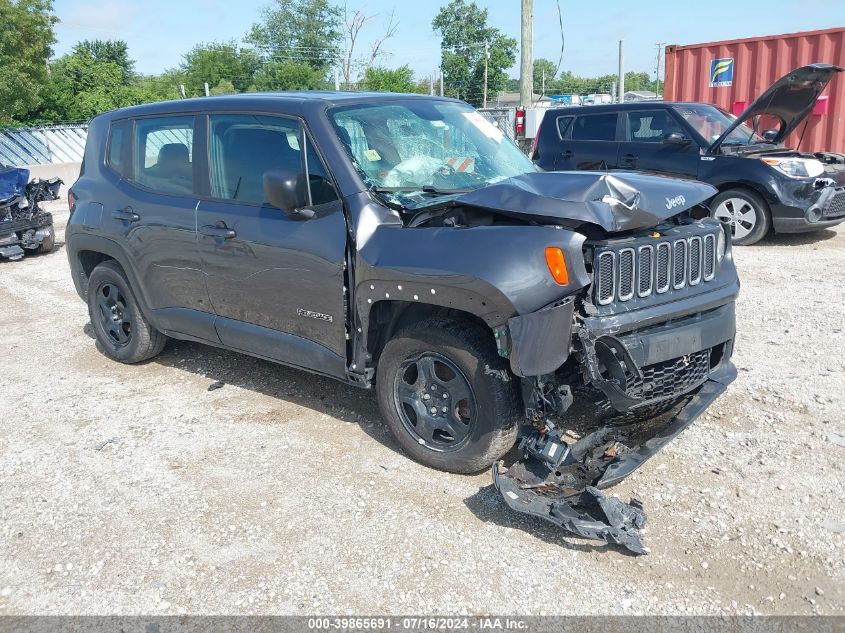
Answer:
xmin=376 ymin=318 xmax=521 ymax=474
xmin=35 ymin=225 xmax=55 ymax=254
xmin=710 ymin=188 xmax=771 ymax=246
xmin=86 ymin=260 xmax=166 ymax=363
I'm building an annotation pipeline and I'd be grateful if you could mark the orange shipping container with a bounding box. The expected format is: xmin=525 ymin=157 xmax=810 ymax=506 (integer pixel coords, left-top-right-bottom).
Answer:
xmin=664 ymin=27 xmax=845 ymax=153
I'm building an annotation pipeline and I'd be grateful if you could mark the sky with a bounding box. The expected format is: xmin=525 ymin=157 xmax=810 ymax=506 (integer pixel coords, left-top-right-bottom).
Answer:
xmin=51 ymin=0 xmax=844 ymax=81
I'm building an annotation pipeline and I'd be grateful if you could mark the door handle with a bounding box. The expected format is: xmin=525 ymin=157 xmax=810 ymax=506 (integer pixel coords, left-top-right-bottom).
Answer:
xmin=112 ymin=209 xmax=140 ymax=222
xmin=561 ymin=150 xmax=573 ymax=159
xmin=200 ymin=224 xmax=237 ymax=239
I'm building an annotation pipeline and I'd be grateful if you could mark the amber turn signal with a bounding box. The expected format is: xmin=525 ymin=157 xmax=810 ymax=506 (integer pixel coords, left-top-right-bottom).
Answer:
xmin=545 ymin=247 xmax=569 ymax=285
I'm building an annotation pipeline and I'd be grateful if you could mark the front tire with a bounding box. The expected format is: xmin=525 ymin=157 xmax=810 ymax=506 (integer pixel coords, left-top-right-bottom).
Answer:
xmin=710 ymin=188 xmax=771 ymax=245
xmin=35 ymin=225 xmax=55 ymax=254
xmin=376 ymin=318 xmax=521 ymax=474
xmin=86 ymin=260 xmax=166 ymax=363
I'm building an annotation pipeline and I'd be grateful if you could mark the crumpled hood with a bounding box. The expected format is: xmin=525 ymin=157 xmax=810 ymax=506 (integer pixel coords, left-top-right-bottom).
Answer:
xmin=710 ymin=63 xmax=843 ymax=153
xmin=444 ymin=171 xmax=717 ymax=232
xmin=0 ymin=167 xmax=29 ymax=205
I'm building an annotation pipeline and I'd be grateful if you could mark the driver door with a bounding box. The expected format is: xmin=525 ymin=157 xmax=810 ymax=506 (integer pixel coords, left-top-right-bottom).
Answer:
xmin=195 ymin=113 xmax=348 ymax=372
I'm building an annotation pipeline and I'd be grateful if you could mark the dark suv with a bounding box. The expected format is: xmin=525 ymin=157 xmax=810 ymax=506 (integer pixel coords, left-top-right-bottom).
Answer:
xmin=533 ymin=64 xmax=845 ymax=244
xmin=67 ymin=92 xmax=738 ymax=551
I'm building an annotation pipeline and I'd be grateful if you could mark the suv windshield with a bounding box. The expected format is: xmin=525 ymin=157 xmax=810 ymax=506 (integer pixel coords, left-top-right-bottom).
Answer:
xmin=330 ymin=100 xmax=535 ymax=208
xmin=671 ymin=103 xmax=765 ymax=146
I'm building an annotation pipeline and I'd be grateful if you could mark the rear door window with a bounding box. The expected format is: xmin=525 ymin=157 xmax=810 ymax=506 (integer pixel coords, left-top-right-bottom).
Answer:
xmin=132 ymin=116 xmax=195 ymax=195
xmin=571 ymin=113 xmax=618 ymax=141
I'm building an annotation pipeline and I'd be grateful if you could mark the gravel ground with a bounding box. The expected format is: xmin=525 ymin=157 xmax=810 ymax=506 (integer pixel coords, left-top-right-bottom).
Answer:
xmin=1 ymin=199 xmax=843 ymax=615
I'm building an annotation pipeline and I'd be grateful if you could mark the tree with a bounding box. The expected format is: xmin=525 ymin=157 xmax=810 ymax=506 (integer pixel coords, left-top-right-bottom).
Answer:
xmin=209 ymin=79 xmax=237 ymax=96
xmin=181 ymin=41 xmax=261 ymax=95
xmin=251 ymin=60 xmax=325 ymax=91
xmin=361 ymin=65 xmax=415 ymax=93
xmin=247 ymin=0 xmax=342 ymax=76
xmin=341 ymin=5 xmax=399 ymax=87
xmin=0 ymin=0 xmax=57 ymax=125
xmin=533 ymin=58 xmax=556 ymax=93
xmin=73 ymin=39 xmax=135 ymax=84
xmin=432 ymin=0 xmax=516 ymax=107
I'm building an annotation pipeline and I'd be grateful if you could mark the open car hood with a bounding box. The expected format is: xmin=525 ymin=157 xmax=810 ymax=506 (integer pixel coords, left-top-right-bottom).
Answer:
xmin=709 ymin=63 xmax=843 ymax=153
xmin=434 ymin=171 xmax=716 ymax=233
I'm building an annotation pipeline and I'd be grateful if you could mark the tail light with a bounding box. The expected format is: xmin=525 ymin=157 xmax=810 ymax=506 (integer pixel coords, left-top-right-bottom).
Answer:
xmin=67 ymin=190 xmax=76 ymax=214
xmin=529 ymin=119 xmax=542 ymax=160
xmin=515 ymin=107 xmax=525 ymax=136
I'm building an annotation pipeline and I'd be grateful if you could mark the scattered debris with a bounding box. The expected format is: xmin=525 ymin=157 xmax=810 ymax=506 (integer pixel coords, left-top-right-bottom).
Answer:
xmin=94 ymin=438 xmax=118 ymax=451
xmin=827 ymin=432 xmax=845 ymax=448
xmin=0 ymin=167 xmax=62 ymax=261
xmin=207 ymin=380 xmax=225 ymax=391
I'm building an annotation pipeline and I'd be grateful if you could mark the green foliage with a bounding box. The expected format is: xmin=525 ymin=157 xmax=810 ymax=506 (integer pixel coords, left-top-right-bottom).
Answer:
xmin=0 ymin=0 xmax=57 ymax=125
xmin=533 ymin=58 xmax=556 ymax=90
xmin=432 ymin=0 xmax=516 ymax=107
xmin=181 ymin=41 xmax=261 ymax=95
xmin=73 ymin=39 xmax=135 ymax=83
xmin=361 ymin=65 xmax=416 ymax=93
xmin=209 ymin=79 xmax=237 ymax=96
xmin=251 ymin=60 xmax=326 ymax=91
xmin=247 ymin=0 xmax=342 ymax=75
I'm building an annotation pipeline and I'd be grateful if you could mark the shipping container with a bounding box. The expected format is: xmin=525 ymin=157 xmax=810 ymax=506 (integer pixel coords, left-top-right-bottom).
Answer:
xmin=664 ymin=27 xmax=845 ymax=153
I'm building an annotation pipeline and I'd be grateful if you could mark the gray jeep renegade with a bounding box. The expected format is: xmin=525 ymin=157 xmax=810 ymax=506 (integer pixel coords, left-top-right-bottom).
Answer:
xmin=67 ymin=92 xmax=739 ymax=552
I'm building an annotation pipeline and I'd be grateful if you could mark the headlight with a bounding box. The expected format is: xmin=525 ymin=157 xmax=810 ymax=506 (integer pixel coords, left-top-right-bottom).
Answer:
xmin=761 ymin=157 xmax=824 ymax=179
xmin=717 ymin=224 xmax=727 ymax=261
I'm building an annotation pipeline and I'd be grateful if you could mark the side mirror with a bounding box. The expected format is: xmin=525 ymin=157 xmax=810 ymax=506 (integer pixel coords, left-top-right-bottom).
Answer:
xmin=662 ymin=132 xmax=690 ymax=145
xmin=263 ymin=169 xmax=313 ymax=219
xmin=763 ymin=129 xmax=779 ymax=143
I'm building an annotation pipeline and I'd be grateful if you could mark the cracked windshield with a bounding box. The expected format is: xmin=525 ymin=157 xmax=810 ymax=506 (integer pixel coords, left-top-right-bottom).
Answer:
xmin=331 ymin=100 xmax=535 ymax=208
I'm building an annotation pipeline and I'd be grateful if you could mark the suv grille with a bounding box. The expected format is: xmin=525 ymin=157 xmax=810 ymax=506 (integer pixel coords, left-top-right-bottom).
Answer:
xmin=625 ymin=348 xmax=712 ymax=401
xmin=594 ymin=231 xmax=718 ymax=306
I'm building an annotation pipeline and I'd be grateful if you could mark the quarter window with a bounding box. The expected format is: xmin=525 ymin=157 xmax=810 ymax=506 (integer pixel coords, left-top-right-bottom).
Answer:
xmin=106 ymin=119 xmax=129 ymax=177
xmin=557 ymin=116 xmax=574 ymax=138
xmin=132 ymin=116 xmax=195 ymax=195
xmin=571 ymin=113 xmax=618 ymax=141
xmin=626 ymin=110 xmax=684 ymax=142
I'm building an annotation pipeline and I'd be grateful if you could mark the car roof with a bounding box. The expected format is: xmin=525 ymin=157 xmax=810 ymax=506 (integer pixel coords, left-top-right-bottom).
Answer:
xmin=547 ymin=101 xmax=715 ymax=114
xmin=94 ymin=91 xmax=463 ymax=121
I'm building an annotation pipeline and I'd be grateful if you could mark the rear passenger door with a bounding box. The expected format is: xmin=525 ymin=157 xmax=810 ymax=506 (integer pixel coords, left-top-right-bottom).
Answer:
xmin=619 ymin=109 xmax=701 ymax=178
xmin=556 ymin=112 xmax=621 ymax=171
xmin=103 ymin=115 xmax=215 ymax=340
xmin=196 ymin=113 xmax=348 ymax=375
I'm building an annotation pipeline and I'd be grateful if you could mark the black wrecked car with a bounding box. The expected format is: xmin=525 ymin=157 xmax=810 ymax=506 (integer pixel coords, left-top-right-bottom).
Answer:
xmin=67 ymin=93 xmax=739 ymax=552
xmin=532 ymin=64 xmax=845 ymax=245
xmin=0 ymin=166 xmax=61 ymax=260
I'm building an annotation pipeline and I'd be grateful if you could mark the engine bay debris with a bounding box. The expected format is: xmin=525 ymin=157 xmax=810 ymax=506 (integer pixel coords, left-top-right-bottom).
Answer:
xmin=0 ymin=166 xmax=62 ymax=261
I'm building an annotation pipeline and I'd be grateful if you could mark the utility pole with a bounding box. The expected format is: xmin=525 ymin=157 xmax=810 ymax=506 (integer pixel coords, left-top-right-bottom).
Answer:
xmin=482 ymin=40 xmax=489 ymax=108
xmin=204 ymin=82 xmax=210 ymax=97
xmin=179 ymin=84 xmax=186 ymax=99
xmin=655 ymin=42 xmax=665 ymax=97
xmin=541 ymin=68 xmax=546 ymax=98
xmin=430 ymin=74 xmax=435 ymax=96
xmin=440 ymin=71 xmax=444 ymax=97
xmin=335 ymin=67 xmax=341 ymax=91
xmin=617 ymin=39 xmax=625 ymax=103
xmin=520 ymin=0 xmax=533 ymax=108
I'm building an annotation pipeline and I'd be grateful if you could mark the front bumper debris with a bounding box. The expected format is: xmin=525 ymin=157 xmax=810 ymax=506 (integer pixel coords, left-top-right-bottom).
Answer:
xmin=0 ymin=171 xmax=61 ymax=261
xmin=493 ymin=361 xmax=736 ymax=555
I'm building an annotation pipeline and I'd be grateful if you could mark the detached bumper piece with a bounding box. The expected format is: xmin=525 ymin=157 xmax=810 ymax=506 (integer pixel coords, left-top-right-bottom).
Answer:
xmin=493 ymin=364 xmax=736 ymax=554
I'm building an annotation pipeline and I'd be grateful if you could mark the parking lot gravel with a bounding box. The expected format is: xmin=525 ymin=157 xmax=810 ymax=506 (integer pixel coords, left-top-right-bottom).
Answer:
xmin=1 ymin=199 xmax=843 ymax=615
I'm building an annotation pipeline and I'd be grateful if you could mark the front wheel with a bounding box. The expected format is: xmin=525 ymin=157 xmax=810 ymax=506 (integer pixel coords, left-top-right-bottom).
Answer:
xmin=376 ymin=318 xmax=521 ymax=474
xmin=710 ymin=188 xmax=771 ymax=245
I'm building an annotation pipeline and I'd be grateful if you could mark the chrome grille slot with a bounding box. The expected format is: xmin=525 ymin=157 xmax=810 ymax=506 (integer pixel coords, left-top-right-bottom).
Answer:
xmin=689 ymin=236 xmax=702 ymax=286
xmin=655 ymin=242 xmax=671 ymax=294
xmin=618 ymin=248 xmax=635 ymax=301
xmin=637 ymin=245 xmax=653 ymax=297
xmin=703 ymin=234 xmax=715 ymax=281
xmin=672 ymin=239 xmax=687 ymax=290
xmin=592 ymin=228 xmax=720 ymax=306
xmin=596 ymin=251 xmax=615 ymax=306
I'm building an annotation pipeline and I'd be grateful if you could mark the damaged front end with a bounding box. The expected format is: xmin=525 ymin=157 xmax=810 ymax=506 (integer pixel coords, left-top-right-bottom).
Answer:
xmin=0 ymin=167 xmax=62 ymax=261
xmin=491 ymin=179 xmax=739 ymax=554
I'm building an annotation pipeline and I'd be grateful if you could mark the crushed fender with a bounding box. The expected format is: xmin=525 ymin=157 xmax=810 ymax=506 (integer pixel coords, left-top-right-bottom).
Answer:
xmin=0 ymin=167 xmax=62 ymax=261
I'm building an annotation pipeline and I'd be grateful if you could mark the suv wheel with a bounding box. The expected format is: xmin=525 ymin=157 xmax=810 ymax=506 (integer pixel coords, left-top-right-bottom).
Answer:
xmin=376 ymin=318 xmax=520 ymax=474
xmin=87 ymin=260 xmax=166 ymax=363
xmin=710 ymin=188 xmax=770 ymax=245
xmin=35 ymin=225 xmax=55 ymax=254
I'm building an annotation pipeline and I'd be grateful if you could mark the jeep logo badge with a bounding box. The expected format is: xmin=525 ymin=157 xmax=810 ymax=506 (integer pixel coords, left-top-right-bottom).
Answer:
xmin=665 ymin=195 xmax=686 ymax=210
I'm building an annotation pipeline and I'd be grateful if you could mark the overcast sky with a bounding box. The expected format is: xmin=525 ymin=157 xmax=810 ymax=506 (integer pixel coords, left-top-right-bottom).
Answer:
xmin=51 ymin=0 xmax=843 ymax=80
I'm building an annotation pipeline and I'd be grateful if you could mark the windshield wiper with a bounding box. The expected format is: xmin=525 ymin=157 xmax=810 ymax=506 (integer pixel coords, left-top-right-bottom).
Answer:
xmin=373 ymin=185 xmax=474 ymax=195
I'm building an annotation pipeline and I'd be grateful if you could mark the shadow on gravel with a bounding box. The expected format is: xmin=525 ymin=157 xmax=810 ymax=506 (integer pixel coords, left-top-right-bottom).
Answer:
xmin=147 ymin=337 xmax=399 ymax=452
xmin=462 ymin=483 xmax=638 ymax=556
xmin=760 ymin=229 xmax=838 ymax=247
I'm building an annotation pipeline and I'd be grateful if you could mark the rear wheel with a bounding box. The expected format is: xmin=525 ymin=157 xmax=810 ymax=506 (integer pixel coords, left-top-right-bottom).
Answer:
xmin=710 ymin=188 xmax=770 ymax=245
xmin=86 ymin=260 xmax=166 ymax=363
xmin=376 ymin=318 xmax=520 ymax=474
